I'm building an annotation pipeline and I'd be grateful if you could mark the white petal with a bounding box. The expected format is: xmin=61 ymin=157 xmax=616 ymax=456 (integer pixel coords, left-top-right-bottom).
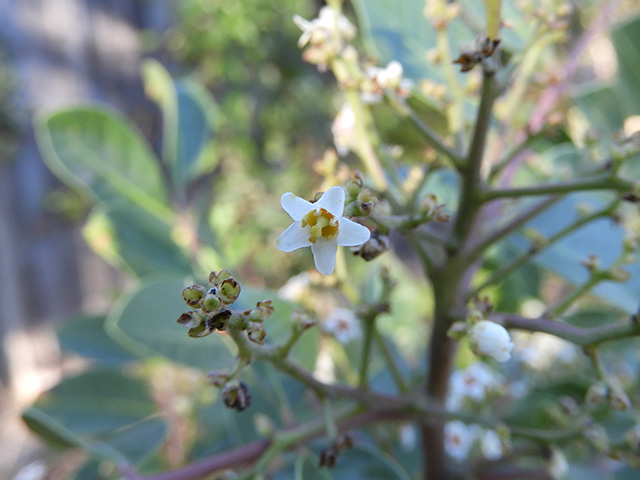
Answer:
xmin=337 ymin=218 xmax=370 ymax=246
xmin=277 ymin=222 xmax=311 ymax=252
xmin=281 ymin=192 xmax=314 ymax=221
xmin=316 ymin=186 xmax=345 ymax=217
xmin=311 ymin=240 xmax=338 ymax=275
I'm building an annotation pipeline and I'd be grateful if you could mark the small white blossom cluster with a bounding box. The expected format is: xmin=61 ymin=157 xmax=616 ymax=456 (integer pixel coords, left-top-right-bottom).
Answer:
xmin=322 ymin=307 xmax=361 ymax=344
xmin=446 ymin=362 xmax=503 ymax=410
xmin=445 ymin=421 xmax=504 ymax=462
xmin=331 ymin=103 xmax=356 ymax=156
xmin=361 ymin=61 xmax=414 ymax=104
xmin=293 ymin=6 xmax=356 ymax=70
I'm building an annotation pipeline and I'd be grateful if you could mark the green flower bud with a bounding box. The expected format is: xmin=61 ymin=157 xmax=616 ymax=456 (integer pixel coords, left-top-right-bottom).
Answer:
xmin=219 ymin=278 xmax=242 ymax=305
xmin=247 ymin=322 xmax=267 ymax=345
xmin=207 ymin=371 xmax=230 ymax=388
xmin=223 ymin=382 xmax=252 ymax=412
xmin=246 ymin=300 xmax=274 ymax=323
xmin=291 ymin=309 xmax=317 ymax=331
xmin=177 ymin=310 xmax=205 ymax=329
xmin=201 ymin=288 xmax=222 ymax=313
xmin=608 ymin=382 xmax=632 ymax=411
xmin=446 ymin=321 xmax=468 ymax=340
xmin=585 ymin=382 xmax=608 ymax=406
xmin=182 ymin=285 xmax=206 ymax=307
xmin=209 ymin=269 xmax=233 ymax=286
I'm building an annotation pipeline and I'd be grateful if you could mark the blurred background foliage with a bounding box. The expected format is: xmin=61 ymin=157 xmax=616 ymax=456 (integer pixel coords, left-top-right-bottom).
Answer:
xmin=9 ymin=0 xmax=640 ymax=479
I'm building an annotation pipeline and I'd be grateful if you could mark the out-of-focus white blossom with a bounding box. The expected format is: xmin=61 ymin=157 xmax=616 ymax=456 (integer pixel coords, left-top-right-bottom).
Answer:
xmin=447 ymin=361 xmax=503 ymax=410
xmin=277 ymin=186 xmax=370 ymax=275
xmin=548 ymin=447 xmax=569 ymax=479
xmin=516 ymin=332 xmax=579 ymax=371
xmin=481 ymin=429 xmax=503 ymax=460
xmin=444 ymin=421 xmax=474 ymax=462
xmin=332 ymin=103 xmax=356 ymax=156
xmin=362 ymin=60 xmax=414 ymax=104
xmin=469 ymin=320 xmax=514 ymax=362
xmin=323 ymin=307 xmax=361 ymax=344
xmin=278 ymin=271 xmax=311 ymax=301
xmin=398 ymin=423 xmax=418 ymax=451
xmin=293 ymin=6 xmax=356 ymax=48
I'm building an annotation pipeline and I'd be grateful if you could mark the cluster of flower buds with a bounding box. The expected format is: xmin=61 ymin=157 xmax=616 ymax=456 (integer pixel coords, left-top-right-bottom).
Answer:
xmin=343 ymin=171 xmax=377 ymax=218
xmin=319 ymin=434 xmax=354 ymax=468
xmin=419 ymin=194 xmax=450 ymax=223
xmin=448 ymin=297 xmax=514 ymax=363
xmin=360 ymin=60 xmax=414 ymax=104
xmin=452 ymin=36 xmax=501 ymax=73
xmin=177 ymin=270 xmax=242 ymax=338
xmin=235 ymin=299 xmax=275 ymax=345
xmin=293 ymin=6 xmax=356 ymax=71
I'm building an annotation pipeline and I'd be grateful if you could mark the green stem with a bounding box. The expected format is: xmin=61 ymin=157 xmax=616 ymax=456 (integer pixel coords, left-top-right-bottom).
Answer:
xmin=323 ymin=399 xmax=339 ymax=440
xmin=492 ymin=312 xmax=640 ymax=348
xmin=374 ymin=330 xmax=408 ymax=393
xmin=468 ymin=201 xmax=617 ymax=298
xmin=358 ymin=313 xmax=376 ymax=389
xmin=550 ymin=273 xmax=606 ymax=318
xmin=482 ymin=173 xmax=631 ymax=201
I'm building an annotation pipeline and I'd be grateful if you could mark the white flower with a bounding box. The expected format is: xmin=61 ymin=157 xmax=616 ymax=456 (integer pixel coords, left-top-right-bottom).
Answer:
xmin=293 ymin=6 xmax=356 ymax=48
xmin=323 ymin=307 xmax=361 ymax=344
xmin=447 ymin=361 xmax=503 ymax=409
xmin=277 ymin=186 xmax=370 ymax=275
xmin=332 ymin=103 xmax=356 ymax=156
xmin=444 ymin=421 xmax=474 ymax=462
xmin=481 ymin=429 xmax=503 ymax=461
xmin=469 ymin=320 xmax=514 ymax=362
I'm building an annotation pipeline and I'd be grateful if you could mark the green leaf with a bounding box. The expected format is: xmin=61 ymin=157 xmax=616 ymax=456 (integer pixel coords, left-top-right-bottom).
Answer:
xmin=175 ymin=79 xmax=219 ymax=186
xmin=141 ymin=59 xmax=179 ymax=172
xmin=106 ymin=276 xmax=236 ymax=370
xmin=35 ymin=106 xmax=171 ymax=219
xmin=57 ymin=315 xmax=141 ymax=365
xmin=83 ymin=202 xmax=193 ymax=278
xmin=22 ymin=370 xmax=166 ymax=466
xmin=611 ymin=15 xmax=640 ymax=117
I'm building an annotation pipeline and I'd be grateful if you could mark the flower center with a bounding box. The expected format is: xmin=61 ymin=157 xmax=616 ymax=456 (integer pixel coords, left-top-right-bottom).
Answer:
xmin=301 ymin=208 xmax=339 ymax=244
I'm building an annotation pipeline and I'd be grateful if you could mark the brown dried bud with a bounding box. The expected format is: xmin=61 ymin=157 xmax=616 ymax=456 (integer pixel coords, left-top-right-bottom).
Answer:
xmin=207 ymin=371 xmax=230 ymax=388
xmin=352 ymin=232 xmax=389 ymax=261
xmin=247 ymin=322 xmax=267 ymax=345
xmin=334 ymin=434 xmax=354 ymax=451
xmin=319 ymin=446 xmax=340 ymax=468
xmin=223 ymin=382 xmax=252 ymax=412
xmin=209 ymin=269 xmax=232 ymax=286
xmin=206 ymin=309 xmax=232 ymax=331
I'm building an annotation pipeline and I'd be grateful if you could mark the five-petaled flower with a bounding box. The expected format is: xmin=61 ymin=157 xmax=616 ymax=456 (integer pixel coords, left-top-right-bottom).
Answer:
xmin=277 ymin=186 xmax=370 ymax=275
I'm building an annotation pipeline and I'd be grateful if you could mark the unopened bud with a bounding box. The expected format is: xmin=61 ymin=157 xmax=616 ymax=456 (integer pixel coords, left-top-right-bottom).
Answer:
xmin=222 ymin=382 xmax=252 ymax=412
xmin=345 ymin=170 xmax=364 ymax=198
xmin=608 ymin=266 xmax=631 ymax=283
xmin=182 ymin=285 xmax=206 ymax=307
xmin=206 ymin=309 xmax=232 ymax=331
xmin=247 ymin=322 xmax=267 ymax=345
xmin=319 ymin=446 xmax=340 ymax=468
xmin=219 ymin=278 xmax=241 ymax=305
xmin=292 ymin=309 xmax=317 ymax=331
xmin=352 ymin=232 xmax=389 ymax=261
xmin=446 ymin=321 xmax=468 ymax=340
xmin=334 ymin=434 xmax=354 ymax=450
xmin=608 ymin=382 xmax=632 ymax=411
xmin=177 ymin=310 xmax=204 ymax=329
xmin=580 ymin=254 xmax=600 ymax=272
xmin=201 ymin=289 xmax=221 ymax=313
xmin=583 ymin=421 xmax=609 ymax=453
xmin=207 ymin=371 xmax=230 ymax=388
xmin=559 ymin=396 xmax=580 ymax=416
xmin=254 ymin=413 xmax=276 ymax=437
xmin=586 ymin=382 xmax=608 ymax=406
xmin=209 ymin=269 xmax=233 ymax=286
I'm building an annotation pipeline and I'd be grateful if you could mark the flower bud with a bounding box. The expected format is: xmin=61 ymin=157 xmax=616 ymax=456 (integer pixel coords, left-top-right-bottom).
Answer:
xmin=469 ymin=320 xmax=514 ymax=363
xmin=446 ymin=321 xmax=468 ymax=340
xmin=209 ymin=269 xmax=232 ymax=286
xmin=319 ymin=446 xmax=340 ymax=468
xmin=222 ymin=382 xmax=252 ymax=412
xmin=585 ymin=382 xmax=608 ymax=406
xmin=352 ymin=232 xmax=389 ymax=261
xmin=177 ymin=311 xmax=204 ymax=329
xmin=206 ymin=309 xmax=232 ymax=332
xmin=247 ymin=322 xmax=267 ymax=345
xmin=201 ymin=289 xmax=221 ymax=313
xmin=334 ymin=434 xmax=354 ymax=451
xmin=291 ymin=309 xmax=317 ymax=331
xmin=219 ymin=278 xmax=241 ymax=305
xmin=608 ymin=382 xmax=632 ymax=411
xmin=254 ymin=413 xmax=276 ymax=437
xmin=182 ymin=285 xmax=206 ymax=307
xmin=207 ymin=371 xmax=230 ymax=388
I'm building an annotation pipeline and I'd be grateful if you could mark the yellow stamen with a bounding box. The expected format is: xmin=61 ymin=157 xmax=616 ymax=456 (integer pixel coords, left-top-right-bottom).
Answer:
xmin=302 ymin=208 xmax=339 ymax=244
